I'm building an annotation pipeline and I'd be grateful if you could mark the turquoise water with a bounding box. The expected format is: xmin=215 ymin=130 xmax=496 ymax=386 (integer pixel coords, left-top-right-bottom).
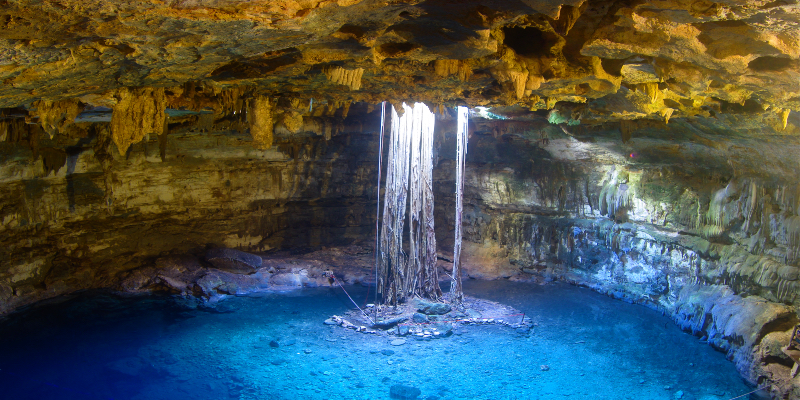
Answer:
xmin=0 ymin=281 xmax=751 ymax=400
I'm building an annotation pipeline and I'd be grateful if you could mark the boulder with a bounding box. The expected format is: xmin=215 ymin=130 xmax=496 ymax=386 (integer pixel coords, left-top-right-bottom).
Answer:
xmin=205 ymin=248 xmax=262 ymax=274
xmin=269 ymin=272 xmax=307 ymax=287
xmin=372 ymin=315 xmax=408 ymax=329
xmin=390 ymin=384 xmax=421 ymax=400
xmin=412 ymin=312 xmax=429 ymax=323
xmin=414 ymin=298 xmax=451 ymax=315
xmin=430 ymin=323 xmax=453 ymax=337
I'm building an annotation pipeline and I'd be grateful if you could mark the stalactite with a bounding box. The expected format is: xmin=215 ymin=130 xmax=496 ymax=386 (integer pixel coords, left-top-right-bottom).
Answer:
xmin=341 ymin=101 xmax=352 ymax=119
xmin=39 ymin=147 xmax=67 ymax=176
xmin=324 ymin=66 xmax=364 ymax=90
xmin=786 ymin=216 xmax=800 ymax=264
xmin=33 ymin=99 xmax=83 ymax=138
xmin=324 ymin=121 xmax=332 ymax=141
xmin=743 ymin=180 xmax=758 ymax=232
xmin=509 ymin=71 xmax=529 ymax=99
xmin=707 ymin=183 xmax=734 ymax=228
xmin=248 ymin=95 xmax=274 ymax=149
xmin=0 ymin=119 xmax=29 ymax=143
xmin=660 ymin=108 xmax=674 ymax=124
xmin=554 ymin=4 xmax=582 ymax=36
xmin=640 ymin=82 xmax=660 ymax=103
xmin=451 ymin=105 xmax=469 ymax=304
xmin=111 ymin=87 xmax=166 ymax=156
xmin=530 ymin=95 xmax=542 ymax=110
xmin=777 ymin=108 xmax=790 ymax=130
xmin=282 ymin=111 xmax=304 ymax=134
xmin=599 ymin=169 xmax=630 ymax=219
xmin=214 ymin=86 xmax=249 ymax=116
xmin=433 ymin=59 xmax=472 ymax=81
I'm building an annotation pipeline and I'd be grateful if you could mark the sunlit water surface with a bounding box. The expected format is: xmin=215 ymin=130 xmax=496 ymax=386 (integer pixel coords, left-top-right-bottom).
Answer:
xmin=0 ymin=280 xmax=751 ymax=400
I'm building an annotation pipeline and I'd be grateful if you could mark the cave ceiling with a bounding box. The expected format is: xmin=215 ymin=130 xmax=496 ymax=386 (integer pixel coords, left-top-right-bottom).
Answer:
xmin=0 ymin=0 xmax=797 ymax=154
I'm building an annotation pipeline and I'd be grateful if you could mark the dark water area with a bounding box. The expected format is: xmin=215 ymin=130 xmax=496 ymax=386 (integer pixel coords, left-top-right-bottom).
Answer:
xmin=0 ymin=281 xmax=751 ymax=400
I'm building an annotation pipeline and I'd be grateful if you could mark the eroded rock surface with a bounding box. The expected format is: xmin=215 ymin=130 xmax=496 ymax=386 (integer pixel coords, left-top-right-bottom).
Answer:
xmin=427 ymin=112 xmax=800 ymax=398
xmin=0 ymin=0 xmax=793 ymax=145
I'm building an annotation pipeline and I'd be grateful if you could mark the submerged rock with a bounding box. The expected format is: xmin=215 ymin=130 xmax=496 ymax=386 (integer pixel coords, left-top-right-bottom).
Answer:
xmin=429 ymin=323 xmax=454 ymax=337
xmin=390 ymin=384 xmax=421 ymax=400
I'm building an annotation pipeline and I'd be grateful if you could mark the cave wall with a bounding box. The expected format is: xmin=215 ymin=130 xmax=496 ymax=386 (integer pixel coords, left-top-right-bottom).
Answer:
xmin=431 ymin=117 xmax=800 ymax=397
xmin=0 ymin=113 xmax=381 ymax=315
xmin=1 ymin=102 xmax=800 ymax=396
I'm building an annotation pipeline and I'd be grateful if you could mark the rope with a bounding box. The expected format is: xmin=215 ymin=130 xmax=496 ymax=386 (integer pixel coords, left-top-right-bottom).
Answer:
xmin=328 ymin=272 xmax=375 ymax=325
xmin=724 ymin=386 xmax=768 ymax=400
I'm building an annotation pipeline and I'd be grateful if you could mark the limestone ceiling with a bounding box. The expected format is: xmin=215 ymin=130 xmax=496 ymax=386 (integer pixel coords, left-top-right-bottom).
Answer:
xmin=0 ymin=0 xmax=797 ymax=139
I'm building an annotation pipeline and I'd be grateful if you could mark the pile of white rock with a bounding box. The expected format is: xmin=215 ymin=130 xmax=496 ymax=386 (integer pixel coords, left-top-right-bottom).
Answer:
xmin=404 ymin=325 xmax=446 ymax=339
xmin=323 ymin=315 xmax=378 ymax=334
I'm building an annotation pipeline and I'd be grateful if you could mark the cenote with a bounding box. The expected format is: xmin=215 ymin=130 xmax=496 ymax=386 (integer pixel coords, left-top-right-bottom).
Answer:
xmin=0 ymin=281 xmax=753 ymax=400
xmin=1 ymin=1 xmax=800 ymax=398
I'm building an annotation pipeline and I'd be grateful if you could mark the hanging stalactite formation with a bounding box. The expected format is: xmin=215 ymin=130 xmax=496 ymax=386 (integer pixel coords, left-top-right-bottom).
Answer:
xmin=378 ymin=102 xmax=440 ymax=305
xmin=450 ymin=106 xmax=469 ymax=304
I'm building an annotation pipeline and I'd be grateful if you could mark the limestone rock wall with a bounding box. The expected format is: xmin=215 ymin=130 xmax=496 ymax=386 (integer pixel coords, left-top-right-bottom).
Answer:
xmin=0 ymin=114 xmax=381 ymax=316
xmin=0 ymin=0 xmax=794 ymax=129
xmin=432 ymin=118 xmax=800 ymax=398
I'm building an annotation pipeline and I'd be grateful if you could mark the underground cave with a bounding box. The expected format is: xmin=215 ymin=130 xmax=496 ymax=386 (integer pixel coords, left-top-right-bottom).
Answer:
xmin=0 ymin=0 xmax=799 ymax=399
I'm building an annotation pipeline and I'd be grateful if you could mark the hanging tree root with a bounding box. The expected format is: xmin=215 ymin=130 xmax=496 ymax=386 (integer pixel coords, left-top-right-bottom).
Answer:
xmin=324 ymin=296 xmax=535 ymax=339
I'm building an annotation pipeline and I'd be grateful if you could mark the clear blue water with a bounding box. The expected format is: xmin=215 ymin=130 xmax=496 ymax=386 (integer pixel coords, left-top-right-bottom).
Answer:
xmin=0 ymin=281 xmax=751 ymax=400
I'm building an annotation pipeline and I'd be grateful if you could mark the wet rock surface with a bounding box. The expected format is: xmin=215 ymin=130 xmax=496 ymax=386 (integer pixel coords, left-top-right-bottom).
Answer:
xmin=205 ymin=248 xmax=263 ymax=274
xmin=414 ymin=298 xmax=452 ymax=315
